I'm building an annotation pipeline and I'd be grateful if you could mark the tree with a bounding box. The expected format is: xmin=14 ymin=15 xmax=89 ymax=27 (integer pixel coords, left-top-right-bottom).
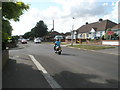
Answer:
xmin=31 ymin=20 xmax=48 ymax=38
xmin=2 ymin=19 xmax=13 ymax=42
xmin=2 ymin=2 xmax=29 ymax=21
xmin=2 ymin=2 xmax=29 ymax=50
xmin=23 ymin=31 xmax=31 ymax=39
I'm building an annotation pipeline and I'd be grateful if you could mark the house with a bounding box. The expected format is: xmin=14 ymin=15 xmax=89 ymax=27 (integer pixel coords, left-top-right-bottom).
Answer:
xmin=43 ymin=31 xmax=66 ymax=42
xmin=111 ymin=23 xmax=120 ymax=37
xmin=77 ymin=19 xmax=117 ymax=40
xmin=65 ymin=32 xmax=71 ymax=39
xmin=43 ymin=31 xmax=60 ymax=41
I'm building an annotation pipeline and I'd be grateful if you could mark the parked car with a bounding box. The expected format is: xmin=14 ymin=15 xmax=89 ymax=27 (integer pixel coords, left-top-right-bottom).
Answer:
xmin=34 ymin=38 xmax=41 ymax=44
xmin=21 ymin=39 xmax=27 ymax=44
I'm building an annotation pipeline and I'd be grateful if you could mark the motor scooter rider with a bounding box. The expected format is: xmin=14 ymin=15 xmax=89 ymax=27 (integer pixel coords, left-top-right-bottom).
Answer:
xmin=54 ymin=39 xmax=61 ymax=51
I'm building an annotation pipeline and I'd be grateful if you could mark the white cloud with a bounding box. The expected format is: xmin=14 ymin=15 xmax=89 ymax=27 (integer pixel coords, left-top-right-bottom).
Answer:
xmin=10 ymin=8 xmax=42 ymax=35
xmin=103 ymin=3 xmax=109 ymax=6
xmin=11 ymin=0 xmax=119 ymax=35
xmin=103 ymin=1 xmax=119 ymax=23
xmin=112 ymin=2 xmax=116 ymax=6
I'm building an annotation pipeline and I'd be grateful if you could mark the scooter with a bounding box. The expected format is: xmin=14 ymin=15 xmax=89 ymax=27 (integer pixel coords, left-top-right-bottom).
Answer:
xmin=55 ymin=46 xmax=62 ymax=55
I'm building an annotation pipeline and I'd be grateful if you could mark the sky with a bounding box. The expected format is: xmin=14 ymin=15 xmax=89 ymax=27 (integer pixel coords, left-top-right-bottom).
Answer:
xmin=10 ymin=0 xmax=120 ymax=36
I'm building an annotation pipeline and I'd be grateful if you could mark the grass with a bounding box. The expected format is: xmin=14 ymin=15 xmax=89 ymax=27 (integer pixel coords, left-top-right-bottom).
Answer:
xmin=68 ymin=44 xmax=115 ymax=50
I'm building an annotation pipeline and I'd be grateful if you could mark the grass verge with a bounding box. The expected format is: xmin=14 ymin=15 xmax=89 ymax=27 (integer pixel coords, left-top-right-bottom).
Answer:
xmin=67 ymin=44 xmax=115 ymax=50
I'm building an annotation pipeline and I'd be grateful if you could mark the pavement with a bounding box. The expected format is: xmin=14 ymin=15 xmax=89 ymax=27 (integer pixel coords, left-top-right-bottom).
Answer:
xmin=2 ymin=51 xmax=52 ymax=88
xmin=2 ymin=43 xmax=119 ymax=88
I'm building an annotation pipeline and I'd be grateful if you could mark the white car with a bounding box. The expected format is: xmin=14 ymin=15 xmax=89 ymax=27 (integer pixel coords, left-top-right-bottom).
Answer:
xmin=34 ymin=38 xmax=41 ymax=44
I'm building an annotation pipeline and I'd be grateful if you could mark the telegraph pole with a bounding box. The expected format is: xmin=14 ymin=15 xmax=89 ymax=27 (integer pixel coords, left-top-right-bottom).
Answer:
xmin=71 ymin=17 xmax=75 ymax=46
xmin=53 ymin=19 xmax=54 ymax=31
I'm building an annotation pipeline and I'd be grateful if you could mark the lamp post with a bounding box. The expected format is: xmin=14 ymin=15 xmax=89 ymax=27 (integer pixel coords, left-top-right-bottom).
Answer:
xmin=71 ymin=17 xmax=75 ymax=46
xmin=74 ymin=30 xmax=77 ymax=43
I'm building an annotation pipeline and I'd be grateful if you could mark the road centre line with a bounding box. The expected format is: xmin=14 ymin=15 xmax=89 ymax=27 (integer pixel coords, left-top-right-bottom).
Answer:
xmin=28 ymin=55 xmax=62 ymax=89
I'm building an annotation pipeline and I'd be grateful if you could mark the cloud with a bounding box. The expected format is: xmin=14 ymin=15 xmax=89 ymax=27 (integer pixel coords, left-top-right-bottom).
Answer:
xmin=11 ymin=0 xmax=119 ymax=35
xmin=103 ymin=3 xmax=109 ymax=6
xmin=103 ymin=1 xmax=119 ymax=23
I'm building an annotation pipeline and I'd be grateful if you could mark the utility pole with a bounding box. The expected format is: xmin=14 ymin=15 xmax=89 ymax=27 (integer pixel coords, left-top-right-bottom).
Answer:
xmin=53 ymin=19 xmax=54 ymax=31
xmin=71 ymin=17 xmax=75 ymax=46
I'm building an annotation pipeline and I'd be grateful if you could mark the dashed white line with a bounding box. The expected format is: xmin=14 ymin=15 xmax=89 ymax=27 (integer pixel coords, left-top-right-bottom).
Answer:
xmin=28 ymin=55 xmax=62 ymax=89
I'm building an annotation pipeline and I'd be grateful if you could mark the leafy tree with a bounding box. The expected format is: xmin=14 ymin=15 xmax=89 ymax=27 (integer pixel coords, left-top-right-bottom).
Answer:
xmin=2 ymin=2 xmax=29 ymax=50
xmin=11 ymin=35 xmax=20 ymax=42
xmin=31 ymin=20 xmax=48 ymax=38
xmin=2 ymin=19 xmax=13 ymax=42
xmin=23 ymin=31 xmax=31 ymax=39
xmin=2 ymin=2 xmax=29 ymax=21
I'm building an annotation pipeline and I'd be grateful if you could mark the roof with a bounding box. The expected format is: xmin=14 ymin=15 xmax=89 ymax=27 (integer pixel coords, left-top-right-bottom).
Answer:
xmin=77 ymin=19 xmax=117 ymax=33
xmin=65 ymin=32 xmax=71 ymax=36
xmin=111 ymin=23 xmax=120 ymax=30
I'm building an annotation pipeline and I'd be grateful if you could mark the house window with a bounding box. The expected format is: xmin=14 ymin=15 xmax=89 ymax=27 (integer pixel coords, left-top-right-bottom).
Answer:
xmin=86 ymin=34 xmax=89 ymax=37
xmin=100 ymin=32 xmax=102 ymax=37
xmin=80 ymin=34 xmax=82 ymax=37
xmin=93 ymin=32 xmax=96 ymax=37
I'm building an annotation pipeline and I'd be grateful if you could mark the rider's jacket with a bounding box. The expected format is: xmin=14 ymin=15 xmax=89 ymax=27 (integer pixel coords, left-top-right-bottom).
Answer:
xmin=55 ymin=41 xmax=61 ymax=46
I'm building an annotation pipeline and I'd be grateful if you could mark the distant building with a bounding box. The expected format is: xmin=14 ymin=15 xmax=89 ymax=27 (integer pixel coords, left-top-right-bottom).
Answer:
xmin=54 ymin=35 xmax=63 ymax=40
xmin=43 ymin=31 xmax=66 ymax=42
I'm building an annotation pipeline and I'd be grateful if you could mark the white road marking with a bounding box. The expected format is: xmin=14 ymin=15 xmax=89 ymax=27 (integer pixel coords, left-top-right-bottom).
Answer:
xmin=28 ymin=55 xmax=62 ymax=88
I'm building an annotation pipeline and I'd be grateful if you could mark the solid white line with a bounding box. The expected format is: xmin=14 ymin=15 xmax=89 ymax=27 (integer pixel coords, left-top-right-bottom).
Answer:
xmin=28 ymin=55 xmax=62 ymax=88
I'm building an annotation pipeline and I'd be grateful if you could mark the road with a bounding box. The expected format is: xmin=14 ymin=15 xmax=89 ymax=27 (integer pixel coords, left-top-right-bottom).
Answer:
xmin=3 ymin=41 xmax=119 ymax=88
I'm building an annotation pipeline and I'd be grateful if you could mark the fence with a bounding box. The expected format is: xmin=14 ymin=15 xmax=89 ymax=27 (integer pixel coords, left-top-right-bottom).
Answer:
xmin=102 ymin=40 xmax=120 ymax=46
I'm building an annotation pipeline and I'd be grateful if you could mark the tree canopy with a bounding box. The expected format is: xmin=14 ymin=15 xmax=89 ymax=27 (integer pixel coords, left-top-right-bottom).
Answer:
xmin=2 ymin=1 xmax=29 ymax=50
xmin=2 ymin=2 xmax=29 ymax=21
xmin=22 ymin=31 xmax=31 ymax=39
xmin=31 ymin=20 xmax=48 ymax=38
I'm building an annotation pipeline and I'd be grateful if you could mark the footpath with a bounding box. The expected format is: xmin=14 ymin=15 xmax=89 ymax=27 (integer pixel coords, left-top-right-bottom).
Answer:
xmin=2 ymin=48 xmax=52 ymax=88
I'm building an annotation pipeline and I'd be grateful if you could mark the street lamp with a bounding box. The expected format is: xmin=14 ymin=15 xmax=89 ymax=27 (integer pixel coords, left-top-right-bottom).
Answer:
xmin=71 ymin=17 xmax=75 ymax=46
xmin=74 ymin=30 xmax=77 ymax=43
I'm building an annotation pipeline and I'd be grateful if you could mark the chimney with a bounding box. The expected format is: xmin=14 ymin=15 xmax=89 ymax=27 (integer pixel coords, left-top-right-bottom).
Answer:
xmin=86 ymin=22 xmax=88 ymax=25
xmin=99 ymin=18 xmax=103 ymax=23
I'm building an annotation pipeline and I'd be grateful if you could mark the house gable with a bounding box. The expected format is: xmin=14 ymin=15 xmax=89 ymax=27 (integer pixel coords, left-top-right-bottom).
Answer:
xmin=90 ymin=28 xmax=96 ymax=33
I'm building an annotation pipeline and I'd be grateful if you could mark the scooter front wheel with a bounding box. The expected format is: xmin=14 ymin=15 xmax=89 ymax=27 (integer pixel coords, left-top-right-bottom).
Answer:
xmin=58 ymin=52 xmax=61 ymax=55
